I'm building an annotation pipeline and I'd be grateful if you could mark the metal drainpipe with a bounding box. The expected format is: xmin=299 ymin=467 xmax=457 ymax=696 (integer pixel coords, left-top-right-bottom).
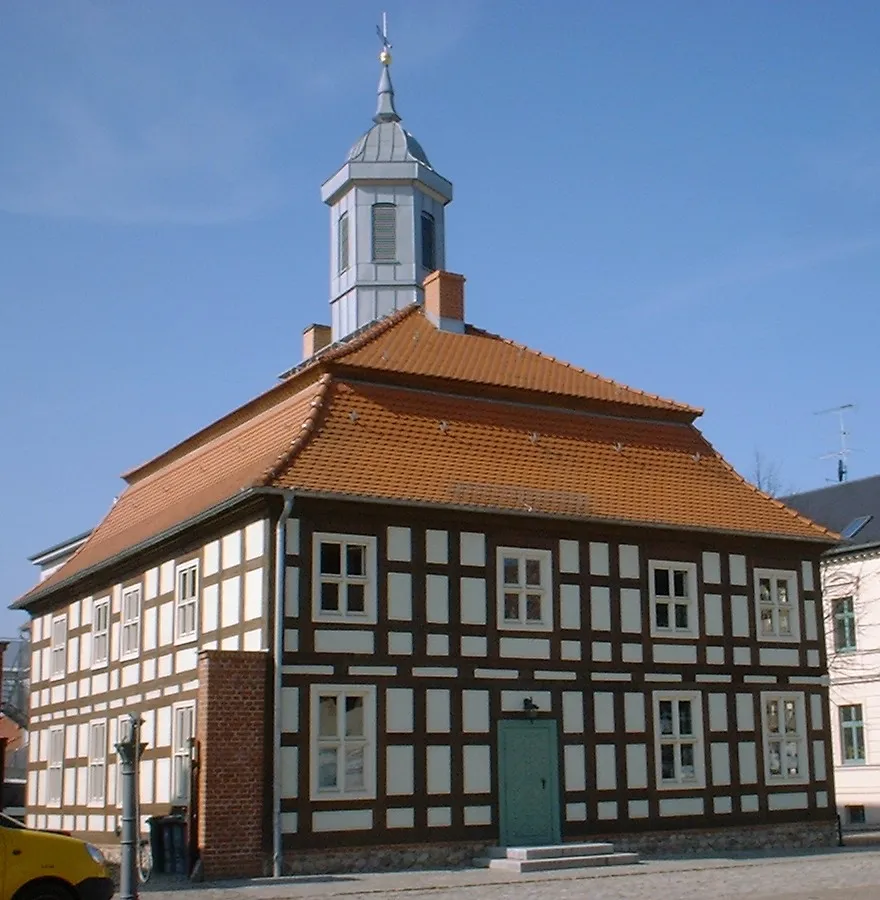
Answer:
xmin=272 ymin=493 xmax=296 ymax=878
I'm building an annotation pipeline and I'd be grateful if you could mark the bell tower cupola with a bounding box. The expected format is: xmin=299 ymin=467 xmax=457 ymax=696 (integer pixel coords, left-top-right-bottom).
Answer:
xmin=320 ymin=17 xmax=453 ymax=341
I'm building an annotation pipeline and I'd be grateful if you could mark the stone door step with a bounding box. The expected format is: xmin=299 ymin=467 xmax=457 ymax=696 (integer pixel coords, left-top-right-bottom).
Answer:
xmin=487 ymin=842 xmax=615 ymax=860
xmin=477 ymin=843 xmax=639 ymax=873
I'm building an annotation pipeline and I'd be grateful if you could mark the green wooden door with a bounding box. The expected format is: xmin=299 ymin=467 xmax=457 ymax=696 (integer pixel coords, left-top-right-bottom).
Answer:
xmin=497 ymin=719 xmax=561 ymax=846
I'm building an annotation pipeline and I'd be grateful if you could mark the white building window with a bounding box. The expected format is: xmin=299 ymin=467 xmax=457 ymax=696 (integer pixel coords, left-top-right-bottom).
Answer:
xmin=171 ymin=703 xmax=196 ymax=805
xmin=312 ymin=533 xmax=377 ymax=624
xmin=310 ymin=685 xmax=376 ymax=800
xmin=754 ymin=569 xmax=799 ymax=641
xmin=653 ymin=692 xmax=704 ymax=788
xmin=649 ymin=561 xmax=698 ymax=637
xmin=175 ymin=562 xmax=199 ymax=643
xmin=92 ymin=598 xmax=110 ymax=667
xmin=840 ymin=704 xmax=866 ymax=765
xmin=496 ymin=547 xmax=553 ymax=631
xmin=761 ymin=693 xmax=808 ymax=783
xmin=87 ymin=720 xmax=107 ymax=806
xmin=47 ymin=726 xmax=64 ymax=806
xmin=121 ymin=586 xmax=141 ymax=660
xmin=833 ymin=597 xmax=857 ymax=652
xmin=50 ymin=615 xmax=67 ymax=679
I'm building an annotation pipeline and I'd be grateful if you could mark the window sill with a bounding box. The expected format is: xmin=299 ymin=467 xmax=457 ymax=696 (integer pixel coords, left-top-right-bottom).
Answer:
xmin=841 ymin=760 xmax=867 ymax=767
xmin=313 ymin=790 xmax=376 ymax=802
xmin=650 ymin=630 xmax=699 ymax=641
xmin=757 ymin=635 xmax=801 ymax=644
xmin=656 ymin=779 xmax=706 ymax=791
xmin=313 ymin=613 xmax=378 ymax=626
xmin=173 ymin=633 xmax=199 ymax=648
xmin=765 ymin=776 xmax=810 ymax=786
xmin=497 ymin=622 xmax=554 ymax=634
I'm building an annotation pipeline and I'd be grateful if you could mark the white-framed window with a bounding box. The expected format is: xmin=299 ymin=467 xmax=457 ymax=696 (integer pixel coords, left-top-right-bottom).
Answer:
xmin=121 ymin=586 xmax=141 ymax=660
xmin=312 ymin=533 xmax=377 ymax=624
xmin=496 ymin=547 xmax=553 ymax=631
xmin=87 ymin=719 xmax=107 ymax=806
xmin=47 ymin=726 xmax=64 ymax=806
xmin=92 ymin=598 xmax=110 ymax=667
xmin=653 ymin=692 xmax=705 ymax=788
xmin=833 ymin=597 xmax=857 ymax=652
xmin=50 ymin=615 xmax=67 ymax=679
xmin=761 ymin=692 xmax=808 ymax=783
xmin=174 ymin=561 xmax=199 ymax=643
xmin=754 ymin=569 xmax=799 ymax=641
xmin=310 ymin=684 xmax=376 ymax=800
xmin=171 ymin=702 xmax=196 ymax=805
xmin=840 ymin=704 xmax=866 ymax=765
xmin=649 ymin=561 xmax=698 ymax=637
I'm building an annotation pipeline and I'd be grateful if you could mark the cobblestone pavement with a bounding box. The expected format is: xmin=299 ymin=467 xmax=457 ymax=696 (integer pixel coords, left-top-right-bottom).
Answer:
xmin=140 ymin=847 xmax=880 ymax=900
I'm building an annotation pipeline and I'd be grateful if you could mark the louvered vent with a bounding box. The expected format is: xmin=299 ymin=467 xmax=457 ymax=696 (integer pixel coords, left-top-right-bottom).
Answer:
xmin=371 ymin=203 xmax=397 ymax=261
xmin=338 ymin=212 xmax=350 ymax=273
xmin=421 ymin=211 xmax=436 ymax=271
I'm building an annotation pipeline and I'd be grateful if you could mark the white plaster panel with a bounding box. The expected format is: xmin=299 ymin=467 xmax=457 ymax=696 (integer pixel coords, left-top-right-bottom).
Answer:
xmin=143 ymin=607 xmax=157 ymax=653
xmin=386 ymin=745 xmax=414 ymax=795
xmin=708 ymin=694 xmax=727 ymax=732
xmin=158 ymin=654 xmax=172 ymax=678
xmin=736 ymin=694 xmax=755 ymax=731
xmin=386 ymin=526 xmax=411 ymax=562
xmin=427 ymin=807 xmax=452 ymax=827
xmin=804 ymin=600 xmax=818 ymax=642
xmin=245 ymin=521 xmax=265 ymax=561
xmin=156 ymin=708 xmax=172 ymax=747
xmin=596 ymin=744 xmax=616 ymax=790
xmin=463 ymin=690 xmax=490 ymax=733
xmin=386 ymin=808 xmax=414 ymax=828
xmin=425 ymin=530 xmax=448 ymax=564
xmin=590 ymin=586 xmax=611 ymax=631
xmin=589 ymin=542 xmax=609 ymax=576
xmin=559 ymin=539 xmax=580 ymax=574
xmin=625 ymin=693 xmax=645 ymax=732
xmin=734 ymin=646 xmax=752 ymax=666
xmin=281 ymin=812 xmax=298 ymax=834
xmin=244 ymin=568 xmax=263 ymax=621
xmin=283 ymin=630 xmax=298 ymax=652
xmin=285 ymin=567 xmax=299 ymax=617
xmin=768 ymin=792 xmax=808 ymax=811
xmin=426 ymin=689 xmax=451 ymax=733
xmin=711 ymin=742 xmax=731 ymax=785
xmin=314 ymin=630 xmax=374 ymax=654
xmin=653 ymin=644 xmax=697 ymax=664
xmin=313 ymin=809 xmax=373 ymax=832
xmin=660 ymin=797 xmax=704 ymax=816
xmin=738 ymin=742 xmax=757 ymax=784
xmin=622 ymin=643 xmax=643 ymax=663
xmin=122 ymin=662 xmax=140 ymax=686
xmin=463 ymin=745 xmax=491 ymax=794
xmin=93 ymin=672 xmax=108 ymax=695
xmin=759 ymin=647 xmax=800 ymax=666
xmin=155 ymin=758 xmax=170 ymax=803
xmin=629 ymin=799 xmax=649 ymax=818
xmin=566 ymin=802 xmax=587 ymax=822
xmin=159 ymin=562 xmax=175 ymax=596
xmin=596 ymin=801 xmax=616 ymax=820
xmin=560 ymin=584 xmax=581 ymax=630
xmin=626 ymin=744 xmax=648 ymax=789
xmin=280 ymin=746 xmax=298 ymax=798
xmin=741 ymin=795 xmax=759 ymax=812
xmin=426 ymin=575 xmax=449 ymax=624
xmin=221 ymin=531 xmax=242 ymax=569
xmin=591 ymin=641 xmax=611 ymax=662
xmin=69 ymin=601 xmax=81 ymax=630
xmin=203 ymin=542 xmax=220 ymax=577
xmin=388 ymin=632 xmax=413 ymax=655
xmin=159 ymin=601 xmax=174 ymax=645
xmin=620 ymin=588 xmax=642 ymax=633
xmin=386 ymin=688 xmax=414 ymax=733
xmin=731 ymin=595 xmax=750 ymax=637
xmin=594 ymin=692 xmax=615 ymax=732
xmin=427 ymin=634 xmax=449 ymax=655
xmin=714 ymin=796 xmax=733 ymax=814
xmin=281 ymin=687 xmax=299 ymax=733
xmin=461 ymin=635 xmax=487 ymax=656
xmin=285 ymin=519 xmax=300 ymax=555
xmin=111 ymin=623 xmax=119 ymax=662
xmin=561 ymin=640 xmax=581 ymax=660
xmin=464 ymin=805 xmax=492 ymax=826
xmin=67 ymin=636 xmax=79 ymax=674
xmin=807 ymin=648 xmax=820 ymax=667
xmin=460 ymin=577 xmax=486 ymax=625
xmin=427 ymin=745 xmax=451 ymax=794
xmin=564 ymin=744 xmax=586 ymax=791
xmin=704 ymin=594 xmax=723 ymax=636
xmin=460 ymin=532 xmax=485 ymax=567
xmin=388 ymin=572 xmax=413 ymax=621
xmin=619 ymin=544 xmax=640 ymax=579
xmin=243 ymin=629 xmax=261 ymax=652
xmin=810 ymin=694 xmax=823 ymax=730
xmin=176 ymin=647 xmax=197 ymax=672
xmin=801 ymin=561 xmax=814 ymax=591
xmin=702 ymin=552 xmax=722 ymax=584
xmin=729 ymin=554 xmax=747 ymax=586
xmin=221 ymin=575 xmax=241 ymax=628
xmin=500 ymin=637 xmax=550 ymax=659
xmin=563 ymin=692 xmax=584 ymax=733
xmin=813 ymin=740 xmax=826 ymax=781
xmin=706 ymin=646 xmax=725 ymax=665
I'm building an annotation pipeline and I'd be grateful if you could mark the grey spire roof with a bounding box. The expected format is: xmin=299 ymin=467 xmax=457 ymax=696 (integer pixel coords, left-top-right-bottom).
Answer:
xmin=374 ymin=65 xmax=400 ymax=123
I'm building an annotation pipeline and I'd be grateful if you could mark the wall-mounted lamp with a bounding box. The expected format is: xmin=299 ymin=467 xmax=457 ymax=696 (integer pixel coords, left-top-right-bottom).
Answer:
xmin=522 ymin=697 xmax=539 ymax=720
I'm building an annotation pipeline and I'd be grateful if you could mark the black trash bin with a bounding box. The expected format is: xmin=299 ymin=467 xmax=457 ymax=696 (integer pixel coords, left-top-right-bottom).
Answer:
xmin=148 ymin=814 xmax=188 ymax=874
xmin=146 ymin=816 xmax=165 ymax=873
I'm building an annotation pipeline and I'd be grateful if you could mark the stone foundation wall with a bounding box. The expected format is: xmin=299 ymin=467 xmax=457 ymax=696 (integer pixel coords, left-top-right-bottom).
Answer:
xmin=282 ymin=841 xmax=493 ymax=876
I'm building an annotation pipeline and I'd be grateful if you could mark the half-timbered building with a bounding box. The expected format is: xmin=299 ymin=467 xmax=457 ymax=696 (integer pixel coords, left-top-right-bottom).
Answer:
xmin=16 ymin=42 xmax=840 ymax=879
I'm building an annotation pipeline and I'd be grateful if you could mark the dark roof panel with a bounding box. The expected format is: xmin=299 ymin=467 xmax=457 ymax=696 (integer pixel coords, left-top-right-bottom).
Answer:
xmin=784 ymin=475 xmax=880 ymax=550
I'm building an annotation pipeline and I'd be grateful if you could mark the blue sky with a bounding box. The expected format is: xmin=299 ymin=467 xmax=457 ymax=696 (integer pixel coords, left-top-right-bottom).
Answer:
xmin=2 ymin=1 xmax=879 ymax=634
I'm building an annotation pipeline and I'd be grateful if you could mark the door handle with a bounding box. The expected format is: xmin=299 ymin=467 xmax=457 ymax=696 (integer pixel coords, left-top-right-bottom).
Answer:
xmin=12 ymin=849 xmax=21 ymax=856
xmin=541 ymin=778 xmax=546 ymax=789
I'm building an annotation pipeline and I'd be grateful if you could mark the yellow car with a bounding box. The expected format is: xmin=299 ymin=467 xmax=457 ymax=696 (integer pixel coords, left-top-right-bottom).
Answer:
xmin=0 ymin=814 xmax=114 ymax=900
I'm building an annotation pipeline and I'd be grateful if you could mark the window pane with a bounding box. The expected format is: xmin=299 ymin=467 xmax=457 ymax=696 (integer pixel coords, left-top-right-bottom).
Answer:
xmin=346 ymin=583 xmax=366 ymax=614
xmin=525 ymin=558 xmax=542 ymax=586
xmin=776 ymin=579 xmax=789 ymax=604
xmin=346 ymin=544 xmax=365 ymax=577
xmin=345 ymin=696 xmax=364 ymax=737
xmin=320 ymin=582 xmax=340 ymax=612
xmin=680 ymin=743 xmax=696 ymax=780
xmin=784 ymin=740 xmax=800 ymax=776
xmin=503 ymin=557 xmax=519 ymax=586
xmin=503 ymin=593 xmax=520 ymax=621
xmin=778 ymin=608 xmax=791 ymax=635
xmin=320 ymin=543 xmax=341 ymax=575
xmin=660 ymin=744 xmax=675 ymax=780
xmin=525 ymin=595 xmax=542 ymax=621
xmin=345 ymin=746 xmax=365 ymax=790
xmin=654 ymin=568 xmax=670 ymax=597
xmin=768 ymin=740 xmax=782 ymax=776
xmin=759 ymin=578 xmax=772 ymax=604
xmin=783 ymin=700 xmax=797 ymax=733
xmin=760 ymin=607 xmax=774 ymax=635
xmin=843 ymin=728 xmax=855 ymax=761
xmin=318 ymin=747 xmax=338 ymax=789
xmin=766 ymin=700 xmax=779 ymax=733
xmin=659 ymin=700 xmax=673 ymax=735
xmin=674 ymin=603 xmax=689 ymax=629
xmin=656 ymin=603 xmax=670 ymax=629
xmin=318 ymin=696 xmax=338 ymax=737
xmin=673 ymin=570 xmax=687 ymax=597
xmin=678 ymin=701 xmax=693 ymax=736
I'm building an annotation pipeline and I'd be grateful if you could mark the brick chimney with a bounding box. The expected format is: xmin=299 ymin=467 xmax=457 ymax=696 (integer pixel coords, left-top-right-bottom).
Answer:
xmin=302 ymin=323 xmax=332 ymax=360
xmin=423 ymin=271 xmax=465 ymax=334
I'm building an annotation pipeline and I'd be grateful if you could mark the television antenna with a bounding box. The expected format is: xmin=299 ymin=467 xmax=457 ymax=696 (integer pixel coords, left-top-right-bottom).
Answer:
xmin=814 ymin=403 xmax=856 ymax=483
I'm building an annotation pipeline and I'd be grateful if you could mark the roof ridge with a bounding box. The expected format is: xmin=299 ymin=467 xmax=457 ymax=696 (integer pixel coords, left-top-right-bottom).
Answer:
xmin=464 ymin=323 xmax=701 ymax=415
xmin=691 ymin=426 xmax=839 ymax=541
xmin=259 ymin=373 xmax=334 ymax=485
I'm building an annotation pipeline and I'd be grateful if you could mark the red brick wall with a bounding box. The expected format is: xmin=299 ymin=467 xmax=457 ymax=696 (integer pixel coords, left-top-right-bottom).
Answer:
xmin=197 ymin=649 xmax=270 ymax=879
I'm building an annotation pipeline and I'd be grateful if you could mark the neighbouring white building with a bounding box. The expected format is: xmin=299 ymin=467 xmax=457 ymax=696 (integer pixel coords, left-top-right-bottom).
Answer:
xmin=786 ymin=476 xmax=880 ymax=826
